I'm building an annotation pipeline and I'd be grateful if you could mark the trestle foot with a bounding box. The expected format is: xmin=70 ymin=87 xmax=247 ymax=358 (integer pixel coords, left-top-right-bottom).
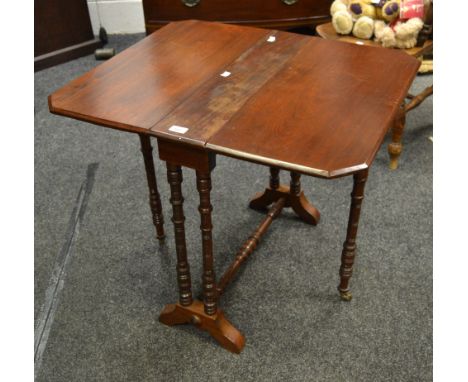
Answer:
xmin=249 ymin=168 xmax=320 ymax=225
xmin=159 ymin=300 xmax=245 ymax=354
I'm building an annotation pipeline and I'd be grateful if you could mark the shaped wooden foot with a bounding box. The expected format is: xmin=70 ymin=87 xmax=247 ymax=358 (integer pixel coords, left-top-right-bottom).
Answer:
xmin=289 ymin=171 xmax=321 ymax=225
xmin=159 ymin=300 xmax=245 ymax=354
xmin=249 ymin=168 xmax=320 ymax=225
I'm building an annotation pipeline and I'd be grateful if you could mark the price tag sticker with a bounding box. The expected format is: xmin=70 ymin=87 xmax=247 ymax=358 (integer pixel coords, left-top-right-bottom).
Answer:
xmin=169 ymin=125 xmax=189 ymax=134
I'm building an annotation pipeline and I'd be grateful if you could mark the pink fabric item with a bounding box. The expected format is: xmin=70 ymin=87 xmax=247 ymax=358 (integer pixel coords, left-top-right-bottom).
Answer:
xmin=400 ymin=0 xmax=425 ymax=19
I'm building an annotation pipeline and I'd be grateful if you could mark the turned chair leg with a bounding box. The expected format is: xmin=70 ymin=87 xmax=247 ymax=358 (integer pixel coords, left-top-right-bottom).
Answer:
xmin=388 ymin=104 xmax=406 ymax=170
xmin=139 ymin=134 xmax=165 ymax=240
xmin=338 ymin=169 xmax=368 ymax=301
xmin=388 ymin=86 xmax=433 ymax=169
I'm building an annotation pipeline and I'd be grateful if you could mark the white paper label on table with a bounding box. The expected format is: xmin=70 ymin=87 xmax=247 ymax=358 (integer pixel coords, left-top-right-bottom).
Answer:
xmin=169 ymin=125 xmax=189 ymax=134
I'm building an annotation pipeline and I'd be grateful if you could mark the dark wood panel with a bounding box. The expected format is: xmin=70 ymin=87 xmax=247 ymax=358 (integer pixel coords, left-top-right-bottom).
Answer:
xmin=34 ymin=39 xmax=102 ymax=72
xmin=35 ymin=0 xmax=102 ymax=70
xmin=142 ymin=0 xmax=332 ymax=32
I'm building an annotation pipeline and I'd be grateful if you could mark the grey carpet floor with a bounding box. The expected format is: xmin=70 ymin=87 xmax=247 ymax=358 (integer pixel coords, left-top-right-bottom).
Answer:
xmin=35 ymin=33 xmax=433 ymax=382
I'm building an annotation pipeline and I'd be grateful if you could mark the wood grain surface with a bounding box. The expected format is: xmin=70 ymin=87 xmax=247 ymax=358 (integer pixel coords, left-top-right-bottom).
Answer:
xmin=49 ymin=21 xmax=267 ymax=134
xmin=49 ymin=20 xmax=420 ymax=178
xmin=206 ymin=36 xmax=420 ymax=177
xmin=151 ymin=29 xmax=309 ymax=146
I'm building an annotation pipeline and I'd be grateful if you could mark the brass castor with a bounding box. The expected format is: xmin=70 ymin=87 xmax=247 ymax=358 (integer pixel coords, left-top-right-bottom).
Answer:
xmin=339 ymin=290 xmax=353 ymax=301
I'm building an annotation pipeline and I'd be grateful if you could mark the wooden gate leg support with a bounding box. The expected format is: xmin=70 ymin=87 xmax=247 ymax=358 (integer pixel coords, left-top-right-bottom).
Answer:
xmin=338 ymin=169 xmax=368 ymax=301
xmin=139 ymin=134 xmax=165 ymax=240
xmin=159 ymin=166 xmax=245 ymax=354
xmin=249 ymin=167 xmax=320 ymax=225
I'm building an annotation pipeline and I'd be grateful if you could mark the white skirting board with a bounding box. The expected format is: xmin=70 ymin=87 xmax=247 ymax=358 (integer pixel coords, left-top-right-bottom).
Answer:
xmin=87 ymin=0 xmax=146 ymax=34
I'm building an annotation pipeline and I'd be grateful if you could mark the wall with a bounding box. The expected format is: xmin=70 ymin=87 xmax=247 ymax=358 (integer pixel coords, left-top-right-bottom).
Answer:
xmin=87 ymin=0 xmax=145 ymax=34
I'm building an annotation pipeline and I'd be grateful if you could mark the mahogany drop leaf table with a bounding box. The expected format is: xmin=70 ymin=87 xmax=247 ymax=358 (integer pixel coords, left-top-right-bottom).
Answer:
xmin=49 ymin=20 xmax=420 ymax=353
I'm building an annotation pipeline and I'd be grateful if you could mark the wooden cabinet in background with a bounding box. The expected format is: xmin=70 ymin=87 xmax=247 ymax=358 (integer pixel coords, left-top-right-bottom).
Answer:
xmin=35 ymin=0 xmax=103 ymax=71
xmin=142 ymin=0 xmax=332 ymax=34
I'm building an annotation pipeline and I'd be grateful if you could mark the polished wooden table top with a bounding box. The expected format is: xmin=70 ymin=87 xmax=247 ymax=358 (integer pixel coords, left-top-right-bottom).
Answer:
xmin=49 ymin=20 xmax=420 ymax=178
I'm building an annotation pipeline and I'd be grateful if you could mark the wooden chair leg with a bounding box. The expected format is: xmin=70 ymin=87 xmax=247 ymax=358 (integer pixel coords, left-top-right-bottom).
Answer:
xmin=388 ymin=104 xmax=406 ymax=170
xmin=139 ymin=134 xmax=165 ymax=240
xmin=405 ymin=85 xmax=433 ymax=112
xmin=388 ymin=86 xmax=432 ymax=169
xmin=338 ymin=169 xmax=368 ymax=301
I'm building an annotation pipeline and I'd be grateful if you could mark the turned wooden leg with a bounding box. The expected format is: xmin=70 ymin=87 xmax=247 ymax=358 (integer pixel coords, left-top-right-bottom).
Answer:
xmin=196 ymin=170 xmax=218 ymax=315
xmin=139 ymin=134 xmax=165 ymax=240
xmin=249 ymin=167 xmax=320 ymax=225
xmin=270 ymin=167 xmax=280 ymax=189
xmin=338 ymin=169 xmax=368 ymax=301
xmin=388 ymin=104 xmax=406 ymax=170
xmin=159 ymin=164 xmax=245 ymax=354
xmin=165 ymin=163 xmax=192 ymax=306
